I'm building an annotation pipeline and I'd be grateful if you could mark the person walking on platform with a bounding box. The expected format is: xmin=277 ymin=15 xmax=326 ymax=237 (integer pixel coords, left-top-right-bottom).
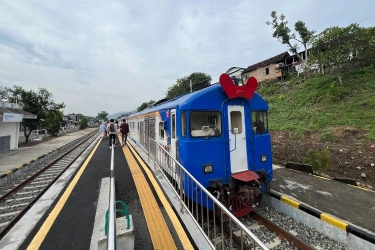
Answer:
xmin=120 ymin=118 xmax=129 ymax=147
xmin=99 ymin=122 xmax=107 ymax=138
xmin=106 ymin=119 xmax=117 ymax=149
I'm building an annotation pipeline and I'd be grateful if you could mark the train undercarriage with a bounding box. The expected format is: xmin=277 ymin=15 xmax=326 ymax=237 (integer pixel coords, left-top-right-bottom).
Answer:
xmin=209 ymin=170 xmax=269 ymax=218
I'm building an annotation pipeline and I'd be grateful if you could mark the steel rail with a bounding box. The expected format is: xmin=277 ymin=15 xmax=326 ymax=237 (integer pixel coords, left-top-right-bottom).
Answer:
xmin=250 ymin=211 xmax=315 ymax=250
xmin=0 ymin=131 xmax=97 ymax=240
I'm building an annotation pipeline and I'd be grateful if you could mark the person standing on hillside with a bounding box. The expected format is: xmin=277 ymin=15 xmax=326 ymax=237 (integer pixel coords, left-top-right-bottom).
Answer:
xmin=106 ymin=119 xmax=117 ymax=149
xmin=120 ymin=118 xmax=130 ymax=146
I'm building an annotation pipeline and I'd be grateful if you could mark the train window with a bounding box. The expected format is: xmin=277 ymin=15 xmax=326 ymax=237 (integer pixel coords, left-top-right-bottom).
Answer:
xmin=252 ymin=111 xmax=268 ymax=133
xmin=159 ymin=122 xmax=164 ymax=139
xmin=181 ymin=112 xmax=187 ymax=137
xmin=190 ymin=111 xmax=221 ymax=137
xmin=230 ymin=111 xmax=243 ymax=134
xmin=172 ymin=113 xmax=176 ymax=139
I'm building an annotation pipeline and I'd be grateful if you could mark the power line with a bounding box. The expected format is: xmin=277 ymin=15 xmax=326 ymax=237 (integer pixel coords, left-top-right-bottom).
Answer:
xmin=358 ymin=14 xmax=375 ymax=24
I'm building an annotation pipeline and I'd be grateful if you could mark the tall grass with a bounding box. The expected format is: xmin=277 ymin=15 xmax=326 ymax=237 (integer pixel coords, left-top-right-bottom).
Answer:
xmin=258 ymin=66 xmax=375 ymax=140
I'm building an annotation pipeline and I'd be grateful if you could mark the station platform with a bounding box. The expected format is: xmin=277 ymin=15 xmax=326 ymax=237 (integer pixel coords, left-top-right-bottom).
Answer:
xmin=269 ymin=165 xmax=375 ymax=246
xmin=0 ymin=130 xmax=207 ymax=250
xmin=0 ymin=128 xmax=374 ymax=249
xmin=0 ymin=128 xmax=97 ymax=174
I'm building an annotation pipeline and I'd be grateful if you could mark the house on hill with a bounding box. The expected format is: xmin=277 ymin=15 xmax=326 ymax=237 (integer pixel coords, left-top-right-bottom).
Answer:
xmin=242 ymin=52 xmax=290 ymax=83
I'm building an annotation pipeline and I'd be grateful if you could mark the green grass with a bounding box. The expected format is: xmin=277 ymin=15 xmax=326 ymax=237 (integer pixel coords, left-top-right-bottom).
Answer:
xmin=258 ymin=65 xmax=375 ymax=140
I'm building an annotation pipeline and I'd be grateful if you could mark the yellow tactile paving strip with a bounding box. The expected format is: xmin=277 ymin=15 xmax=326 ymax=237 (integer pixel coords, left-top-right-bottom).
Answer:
xmin=122 ymin=143 xmax=177 ymax=250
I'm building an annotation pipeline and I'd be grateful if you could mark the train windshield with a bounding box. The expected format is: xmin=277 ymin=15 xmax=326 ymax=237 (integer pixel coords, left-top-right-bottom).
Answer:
xmin=190 ymin=111 xmax=222 ymax=137
xmin=252 ymin=111 xmax=268 ymax=133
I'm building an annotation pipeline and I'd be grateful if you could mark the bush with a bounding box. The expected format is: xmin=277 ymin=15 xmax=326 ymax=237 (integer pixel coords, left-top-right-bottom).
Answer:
xmin=303 ymin=149 xmax=333 ymax=173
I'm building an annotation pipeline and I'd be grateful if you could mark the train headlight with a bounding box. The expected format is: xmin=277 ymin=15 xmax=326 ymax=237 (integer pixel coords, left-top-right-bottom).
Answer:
xmin=261 ymin=155 xmax=267 ymax=162
xmin=203 ymin=164 xmax=213 ymax=173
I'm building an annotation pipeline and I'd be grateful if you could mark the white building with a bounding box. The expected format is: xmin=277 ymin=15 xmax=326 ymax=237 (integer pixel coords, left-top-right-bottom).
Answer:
xmin=0 ymin=101 xmax=37 ymax=152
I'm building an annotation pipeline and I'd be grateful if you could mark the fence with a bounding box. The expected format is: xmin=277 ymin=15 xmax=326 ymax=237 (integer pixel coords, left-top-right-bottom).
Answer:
xmin=145 ymin=138 xmax=268 ymax=250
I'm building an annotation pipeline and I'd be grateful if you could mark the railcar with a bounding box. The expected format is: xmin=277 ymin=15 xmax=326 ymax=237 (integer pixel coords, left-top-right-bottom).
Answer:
xmin=127 ymin=74 xmax=272 ymax=217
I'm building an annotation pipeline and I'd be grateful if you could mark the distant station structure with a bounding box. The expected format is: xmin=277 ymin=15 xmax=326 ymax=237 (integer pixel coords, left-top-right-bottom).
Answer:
xmin=0 ymin=100 xmax=37 ymax=152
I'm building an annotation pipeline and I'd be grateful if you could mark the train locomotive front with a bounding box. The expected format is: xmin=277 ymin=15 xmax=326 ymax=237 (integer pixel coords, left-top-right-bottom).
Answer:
xmin=127 ymin=74 xmax=273 ymax=218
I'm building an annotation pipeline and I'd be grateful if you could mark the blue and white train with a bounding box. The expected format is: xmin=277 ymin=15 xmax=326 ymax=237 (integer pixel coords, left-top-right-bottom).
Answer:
xmin=127 ymin=74 xmax=272 ymax=217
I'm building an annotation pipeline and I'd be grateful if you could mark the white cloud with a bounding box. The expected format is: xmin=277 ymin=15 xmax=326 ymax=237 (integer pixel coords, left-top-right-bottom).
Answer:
xmin=0 ymin=0 xmax=374 ymax=116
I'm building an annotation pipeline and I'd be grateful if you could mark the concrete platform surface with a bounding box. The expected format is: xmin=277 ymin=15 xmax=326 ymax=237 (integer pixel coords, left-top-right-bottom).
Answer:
xmin=270 ymin=166 xmax=375 ymax=234
xmin=0 ymin=128 xmax=97 ymax=173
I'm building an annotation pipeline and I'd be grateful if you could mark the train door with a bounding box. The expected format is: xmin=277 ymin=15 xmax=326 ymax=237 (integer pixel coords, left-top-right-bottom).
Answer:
xmin=170 ymin=109 xmax=177 ymax=159
xmin=227 ymin=105 xmax=248 ymax=173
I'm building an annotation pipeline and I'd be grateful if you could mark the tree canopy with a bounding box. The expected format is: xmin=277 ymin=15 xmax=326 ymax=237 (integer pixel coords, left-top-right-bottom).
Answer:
xmin=309 ymin=23 xmax=371 ymax=84
xmin=96 ymin=111 xmax=108 ymax=121
xmin=166 ymin=72 xmax=211 ymax=99
xmin=2 ymin=86 xmax=65 ymax=142
xmin=76 ymin=113 xmax=89 ymax=129
xmin=136 ymin=100 xmax=156 ymax=112
xmin=266 ymin=11 xmax=315 ymax=78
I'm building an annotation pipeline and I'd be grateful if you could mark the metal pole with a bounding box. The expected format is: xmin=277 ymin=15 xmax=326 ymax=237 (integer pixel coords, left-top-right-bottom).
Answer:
xmin=108 ymin=138 xmax=117 ymax=250
xmin=190 ymin=79 xmax=192 ymax=93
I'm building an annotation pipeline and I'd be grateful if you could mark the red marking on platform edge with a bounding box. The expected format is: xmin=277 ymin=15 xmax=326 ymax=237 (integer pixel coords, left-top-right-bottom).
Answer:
xmin=232 ymin=170 xmax=259 ymax=182
xmin=219 ymin=73 xmax=257 ymax=99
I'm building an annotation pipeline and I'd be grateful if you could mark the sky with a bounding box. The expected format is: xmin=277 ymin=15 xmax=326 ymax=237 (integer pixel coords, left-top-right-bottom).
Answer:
xmin=0 ymin=1 xmax=374 ymax=117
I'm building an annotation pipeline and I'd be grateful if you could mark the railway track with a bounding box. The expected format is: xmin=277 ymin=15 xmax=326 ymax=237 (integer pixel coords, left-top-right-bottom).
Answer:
xmin=206 ymin=202 xmax=352 ymax=250
xmin=0 ymin=130 xmax=98 ymax=239
xmin=211 ymin=210 xmax=314 ymax=249
xmin=214 ymin=211 xmax=315 ymax=249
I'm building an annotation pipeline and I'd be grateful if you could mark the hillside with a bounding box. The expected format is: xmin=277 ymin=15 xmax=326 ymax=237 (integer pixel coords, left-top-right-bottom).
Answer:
xmin=107 ymin=111 xmax=130 ymax=120
xmin=257 ymin=66 xmax=375 ymax=189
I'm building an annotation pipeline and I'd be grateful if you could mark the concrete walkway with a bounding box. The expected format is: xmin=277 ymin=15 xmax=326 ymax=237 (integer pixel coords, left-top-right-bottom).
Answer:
xmin=0 ymin=128 xmax=97 ymax=174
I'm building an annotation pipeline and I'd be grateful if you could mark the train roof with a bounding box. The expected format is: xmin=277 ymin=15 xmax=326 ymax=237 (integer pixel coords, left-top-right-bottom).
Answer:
xmin=128 ymin=82 xmax=268 ymax=117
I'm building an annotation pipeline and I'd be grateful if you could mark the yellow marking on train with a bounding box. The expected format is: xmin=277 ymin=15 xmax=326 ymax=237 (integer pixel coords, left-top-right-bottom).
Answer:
xmin=280 ymin=196 xmax=300 ymax=208
xmin=119 ymin=135 xmax=194 ymax=250
xmin=321 ymin=213 xmax=347 ymax=231
xmin=313 ymin=175 xmax=331 ymax=180
xmin=27 ymin=138 xmax=102 ymax=250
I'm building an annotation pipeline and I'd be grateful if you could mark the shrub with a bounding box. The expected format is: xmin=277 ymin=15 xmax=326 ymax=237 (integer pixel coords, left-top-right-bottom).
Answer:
xmin=303 ymin=149 xmax=333 ymax=173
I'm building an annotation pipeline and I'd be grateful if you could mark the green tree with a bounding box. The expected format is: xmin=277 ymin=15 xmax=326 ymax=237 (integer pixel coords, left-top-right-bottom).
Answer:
xmin=45 ymin=109 xmax=63 ymax=136
xmin=166 ymin=72 xmax=211 ymax=99
xmin=266 ymin=11 xmax=315 ymax=78
xmin=3 ymin=86 xmax=65 ymax=143
xmin=353 ymin=26 xmax=375 ymax=67
xmin=137 ymin=100 xmax=155 ymax=112
xmin=76 ymin=113 xmax=89 ymax=129
xmin=309 ymin=24 xmax=364 ymax=85
xmin=96 ymin=111 xmax=108 ymax=121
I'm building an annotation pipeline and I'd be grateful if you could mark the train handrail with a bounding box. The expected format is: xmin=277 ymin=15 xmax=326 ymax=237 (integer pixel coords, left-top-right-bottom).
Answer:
xmin=147 ymin=138 xmax=269 ymax=250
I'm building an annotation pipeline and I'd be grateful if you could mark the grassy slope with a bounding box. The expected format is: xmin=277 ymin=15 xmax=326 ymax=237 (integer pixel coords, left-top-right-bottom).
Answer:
xmin=257 ymin=66 xmax=375 ymax=141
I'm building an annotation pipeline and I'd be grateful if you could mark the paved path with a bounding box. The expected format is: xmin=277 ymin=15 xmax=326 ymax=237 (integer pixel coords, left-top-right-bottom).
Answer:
xmin=0 ymin=128 xmax=97 ymax=173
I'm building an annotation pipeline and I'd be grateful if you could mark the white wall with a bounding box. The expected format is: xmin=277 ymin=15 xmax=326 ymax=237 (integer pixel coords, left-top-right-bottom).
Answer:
xmin=0 ymin=121 xmax=20 ymax=150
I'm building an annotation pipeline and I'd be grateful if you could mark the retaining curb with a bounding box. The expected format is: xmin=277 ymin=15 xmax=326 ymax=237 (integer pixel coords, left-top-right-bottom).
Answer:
xmin=285 ymin=162 xmax=374 ymax=192
xmin=269 ymin=190 xmax=375 ymax=245
xmin=0 ymin=131 xmax=97 ymax=186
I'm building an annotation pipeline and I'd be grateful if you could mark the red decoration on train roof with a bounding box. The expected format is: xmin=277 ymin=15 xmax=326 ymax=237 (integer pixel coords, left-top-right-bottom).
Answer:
xmin=219 ymin=73 xmax=258 ymax=99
